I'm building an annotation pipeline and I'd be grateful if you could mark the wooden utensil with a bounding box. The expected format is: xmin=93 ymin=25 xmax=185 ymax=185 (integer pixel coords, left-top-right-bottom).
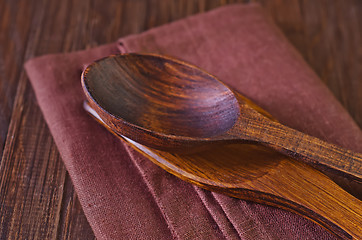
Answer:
xmin=84 ymin=101 xmax=362 ymax=239
xmin=81 ymin=53 xmax=362 ymax=182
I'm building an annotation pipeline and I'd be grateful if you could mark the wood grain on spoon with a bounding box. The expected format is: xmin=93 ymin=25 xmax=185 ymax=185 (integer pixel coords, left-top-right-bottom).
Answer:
xmin=84 ymin=101 xmax=362 ymax=240
xmin=81 ymin=53 xmax=362 ymax=182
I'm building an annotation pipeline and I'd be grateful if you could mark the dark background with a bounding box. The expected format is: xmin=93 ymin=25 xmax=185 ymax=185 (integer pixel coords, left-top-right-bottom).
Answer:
xmin=0 ymin=0 xmax=361 ymax=238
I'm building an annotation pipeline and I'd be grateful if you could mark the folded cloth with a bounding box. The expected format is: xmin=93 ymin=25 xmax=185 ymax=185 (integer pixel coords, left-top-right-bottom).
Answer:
xmin=25 ymin=3 xmax=361 ymax=239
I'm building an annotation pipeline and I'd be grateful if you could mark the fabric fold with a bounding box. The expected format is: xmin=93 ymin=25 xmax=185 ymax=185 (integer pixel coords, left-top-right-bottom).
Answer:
xmin=124 ymin=145 xmax=227 ymax=239
xmin=194 ymin=188 xmax=242 ymax=239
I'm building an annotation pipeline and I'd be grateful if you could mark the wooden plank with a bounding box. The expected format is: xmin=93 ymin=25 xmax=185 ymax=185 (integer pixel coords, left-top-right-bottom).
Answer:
xmin=0 ymin=82 xmax=65 ymax=239
xmin=0 ymin=0 xmax=96 ymax=238
xmin=0 ymin=0 xmax=360 ymax=239
xmin=0 ymin=0 xmax=38 ymax=156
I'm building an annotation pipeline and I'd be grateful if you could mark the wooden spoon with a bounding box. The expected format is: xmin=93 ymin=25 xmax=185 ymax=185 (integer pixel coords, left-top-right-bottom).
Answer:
xmin=84 ymin=101 xmax=362 ymax=239
xmin=81 ymin=53 xmax=362 ymax=182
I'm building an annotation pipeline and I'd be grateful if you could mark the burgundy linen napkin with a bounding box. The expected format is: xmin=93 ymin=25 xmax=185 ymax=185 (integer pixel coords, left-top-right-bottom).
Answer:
xmin=25 ymin=3 xmax=361 ymax=240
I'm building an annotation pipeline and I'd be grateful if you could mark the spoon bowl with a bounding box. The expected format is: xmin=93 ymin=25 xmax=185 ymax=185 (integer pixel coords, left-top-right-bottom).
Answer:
xmin=82 ymin=54 xmax=239 ymax=140
xmin=81 ymin=53 xmax=362 ymax=182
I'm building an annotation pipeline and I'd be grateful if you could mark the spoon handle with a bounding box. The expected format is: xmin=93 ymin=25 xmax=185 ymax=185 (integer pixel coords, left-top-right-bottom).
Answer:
xmin=232 ymin=107 xmax=362 ymax=181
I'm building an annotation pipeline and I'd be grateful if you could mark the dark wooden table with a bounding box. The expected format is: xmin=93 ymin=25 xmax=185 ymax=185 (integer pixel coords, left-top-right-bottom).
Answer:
xmin=0 ymin=0 xmax=360 ymax=239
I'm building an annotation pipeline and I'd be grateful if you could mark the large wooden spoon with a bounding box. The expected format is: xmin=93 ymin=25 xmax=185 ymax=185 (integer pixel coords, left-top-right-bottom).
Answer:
xmin=81 ymin=53 xmax=362 ymax=182
xmin=84 ymin=101 xmax=362 ymax=239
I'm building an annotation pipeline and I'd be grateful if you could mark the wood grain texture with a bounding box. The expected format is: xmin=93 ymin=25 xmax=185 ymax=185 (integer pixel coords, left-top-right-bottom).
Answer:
xmin=226 ymin=98 xmax=362 ymax=181
xmin=82 ymin=53 xmax=239 ymax=138
xmin=0 ymin=0 xmax=361 ymax=239
xmin=123 ymin=125 xmax=362 ymax=240
xmin=0 ymin=0 xmax=39 ymax=156
xmin=85 ymin=101 xmax=362 ymax=239
xmin=83 ymin=53 xmax=362 ymax=182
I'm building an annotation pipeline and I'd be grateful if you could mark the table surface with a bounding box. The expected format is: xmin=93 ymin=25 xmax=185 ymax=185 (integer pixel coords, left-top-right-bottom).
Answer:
xmin=0 ymin=0 xmax=361 ymax=239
